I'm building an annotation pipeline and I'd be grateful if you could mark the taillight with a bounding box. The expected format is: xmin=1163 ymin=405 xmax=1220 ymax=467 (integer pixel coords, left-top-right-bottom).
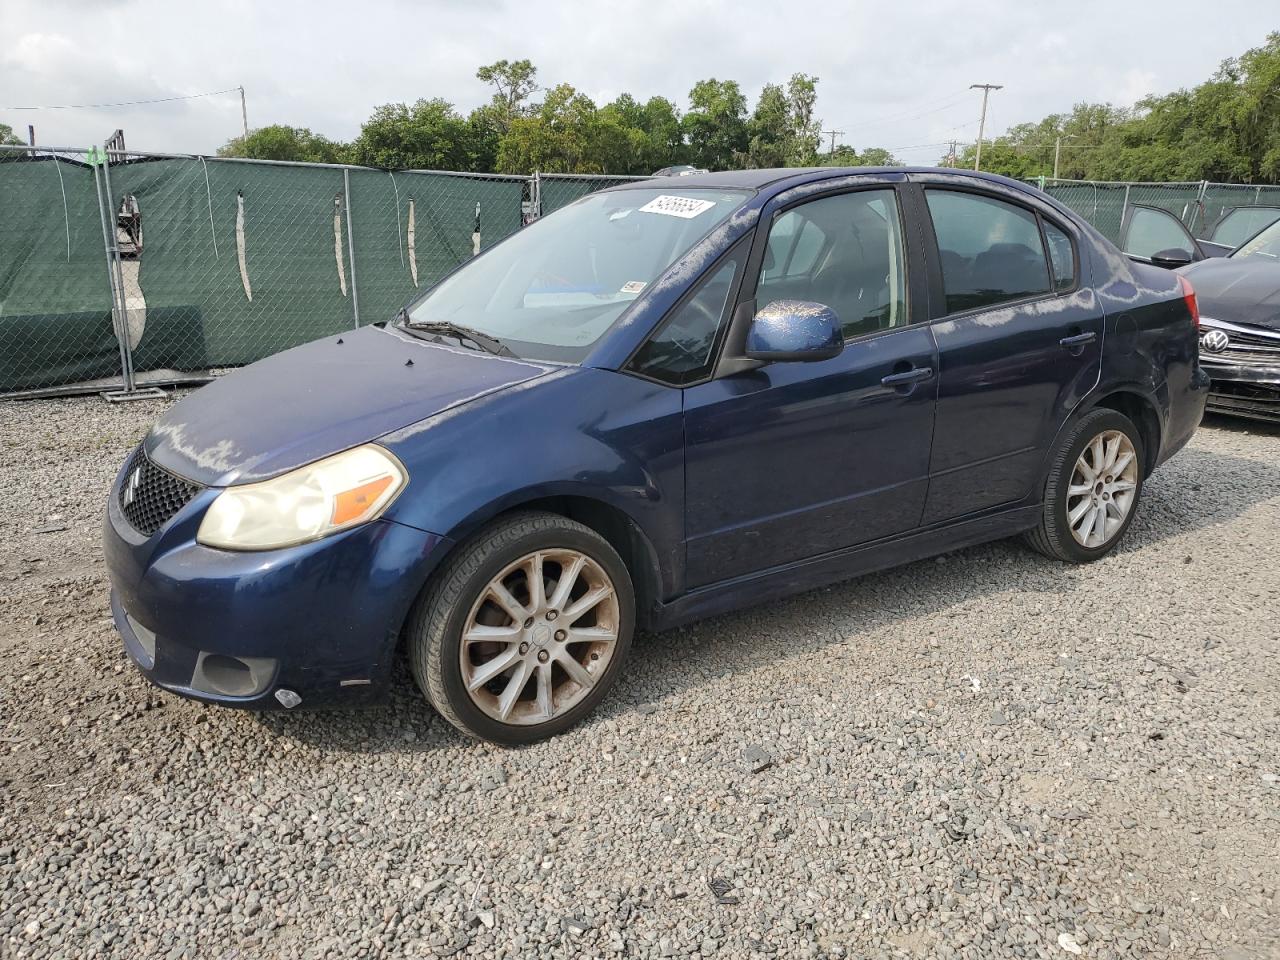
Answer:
xmin=1177 ymin=274 xmax=1199 ymax=331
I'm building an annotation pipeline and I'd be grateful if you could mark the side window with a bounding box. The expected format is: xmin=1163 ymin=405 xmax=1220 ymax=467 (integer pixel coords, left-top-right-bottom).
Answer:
xmin=755 ymin=189 xmax=908 ymax=339
xmin=1211 ymin=207 xmax=1280 ymax=249
xmin=1043 ymin=221 xmax=1076 ymax=292
xmin=628 ymin=257 xmax=738 ymax=385
xmin=925 ymin=190 xmax=1051 ymax=314
xmin=1123 ymin=206 xmax=1194 ymax=261
xmin=759 ymin=212 xmax=826 ymax=282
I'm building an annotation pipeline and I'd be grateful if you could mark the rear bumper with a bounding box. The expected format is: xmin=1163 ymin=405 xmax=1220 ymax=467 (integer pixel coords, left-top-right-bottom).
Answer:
xmin=104 ymin=480 xmax=452 ymax=710
xmin=1155 ymin=365 xmax=1210 ymax=469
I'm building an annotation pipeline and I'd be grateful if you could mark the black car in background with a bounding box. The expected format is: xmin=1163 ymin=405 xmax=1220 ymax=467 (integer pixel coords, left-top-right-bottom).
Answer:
xmin=1177 ymin=220 xmax=1280 ymax=421
xmin=1120 ymin=203 xmax=1280 ymax=266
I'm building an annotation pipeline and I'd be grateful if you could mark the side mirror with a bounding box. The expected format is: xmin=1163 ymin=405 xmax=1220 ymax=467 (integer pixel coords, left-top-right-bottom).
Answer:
xmin=745 ymin=300 xmax=843 ymax=363
xmin=1150 ymin=247 xmax=1193 ymax=269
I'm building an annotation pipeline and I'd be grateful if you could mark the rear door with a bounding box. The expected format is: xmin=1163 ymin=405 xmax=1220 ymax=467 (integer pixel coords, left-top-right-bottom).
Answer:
xmin=913 ymin=178 xmax=1103 ymax=523
xmin=1121 ymin=204 xmax=1205 ymax=265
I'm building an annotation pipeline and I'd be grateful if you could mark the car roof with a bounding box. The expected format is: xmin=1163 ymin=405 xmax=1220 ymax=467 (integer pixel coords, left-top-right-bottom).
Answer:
xmin=609 ymin=166 xmax=1039 ymax=196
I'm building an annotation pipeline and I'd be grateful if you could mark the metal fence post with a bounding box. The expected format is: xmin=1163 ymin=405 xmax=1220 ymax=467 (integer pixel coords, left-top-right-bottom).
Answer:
xmin=98 ymin=149 xmax=165 ymax=401
xmin=91 ymin=158 xmax=134 ymax=395
xmin=343 ymin=167 xmax=360 ymax=327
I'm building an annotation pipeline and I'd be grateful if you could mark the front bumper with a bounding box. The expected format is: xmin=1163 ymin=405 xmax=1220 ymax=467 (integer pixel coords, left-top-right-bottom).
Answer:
xmin=1201 ymin=360 xmax=1280 ymax=423
xmin=104 ymin=475 xmax=451 ymax=709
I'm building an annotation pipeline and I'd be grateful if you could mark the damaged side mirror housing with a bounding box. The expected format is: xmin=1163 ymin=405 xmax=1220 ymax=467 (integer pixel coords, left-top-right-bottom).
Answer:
xmin=744 ymin=300 xmax=843 ymax=363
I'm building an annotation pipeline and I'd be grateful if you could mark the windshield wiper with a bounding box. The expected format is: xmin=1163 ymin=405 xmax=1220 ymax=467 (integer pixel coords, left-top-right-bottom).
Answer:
xmin=394 ymin=308 xmax=515 ymax=357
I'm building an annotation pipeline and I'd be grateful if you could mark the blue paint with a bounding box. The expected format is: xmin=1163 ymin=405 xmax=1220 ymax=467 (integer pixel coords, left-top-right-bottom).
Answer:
xmin=103 ymin=166 xmax=1208 ymax=710
xmin=744 ymin=300 xmax=844 ymax=361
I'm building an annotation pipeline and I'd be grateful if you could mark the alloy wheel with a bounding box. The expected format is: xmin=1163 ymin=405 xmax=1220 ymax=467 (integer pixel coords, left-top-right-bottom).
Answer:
xmin=1066 ymin=429 xmax=1138 ymax=548
xmin=459 ymin=549 xmax=620 ymax=725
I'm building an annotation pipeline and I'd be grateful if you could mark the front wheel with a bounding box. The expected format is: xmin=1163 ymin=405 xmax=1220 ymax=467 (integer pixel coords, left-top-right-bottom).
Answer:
xmin=1025 ymin=408 xmax=1145 ymax=563
xmin=406 ymin=511 xmax=635 ymax=745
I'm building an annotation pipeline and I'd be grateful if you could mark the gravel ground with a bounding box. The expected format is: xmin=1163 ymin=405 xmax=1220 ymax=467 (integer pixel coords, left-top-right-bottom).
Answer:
xmin=1 ymin=394 xmax=1278 ymax=960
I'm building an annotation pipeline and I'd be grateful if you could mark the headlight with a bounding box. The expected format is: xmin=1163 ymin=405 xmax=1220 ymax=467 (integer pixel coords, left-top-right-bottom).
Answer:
xmin=197 ymin=444 xmax=407 ymax=550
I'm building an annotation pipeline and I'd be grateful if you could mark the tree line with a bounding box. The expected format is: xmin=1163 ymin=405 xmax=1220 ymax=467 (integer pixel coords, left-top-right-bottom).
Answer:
xmin=6 ymin=32 xmax=1275 ymax=183
xmin=213 ymin=60 xmax=897 ymax=175
xmin=949 ymin=33 xmax=1280 ymax=183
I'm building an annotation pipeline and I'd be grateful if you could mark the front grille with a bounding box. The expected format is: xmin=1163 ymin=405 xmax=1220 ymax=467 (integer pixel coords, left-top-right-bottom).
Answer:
xmin=1201 ymin=321 xmax=1280 ymax=365
xmin=118 ymin=446 xmax=203 ymax=536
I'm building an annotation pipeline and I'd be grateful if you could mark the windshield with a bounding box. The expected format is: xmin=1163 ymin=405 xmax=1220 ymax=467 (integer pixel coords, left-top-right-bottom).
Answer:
xmin=1231 ymin=219 xmax=1280 ymax=261
xmin=405 ymin=187 xmax=750 ymax=362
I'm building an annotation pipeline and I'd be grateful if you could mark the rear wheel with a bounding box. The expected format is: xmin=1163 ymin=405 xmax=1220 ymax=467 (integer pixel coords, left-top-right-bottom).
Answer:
xmin=407 ymin=511 xmax=634 ymax=745
xmin=1025 ymin=408 xmax=1144 ymax=563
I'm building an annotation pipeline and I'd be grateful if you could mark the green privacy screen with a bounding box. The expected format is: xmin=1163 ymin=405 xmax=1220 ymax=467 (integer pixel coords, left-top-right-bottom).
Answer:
xmin=0 ymin=155 xmax=118 ymax=392
xmin=8 ymin=152 xmax=1280 ymax=396
xmin=1036 ymin=179 xmax=1280 ymax=244
xmin=0 ymin=154 xmax=558 ymax=393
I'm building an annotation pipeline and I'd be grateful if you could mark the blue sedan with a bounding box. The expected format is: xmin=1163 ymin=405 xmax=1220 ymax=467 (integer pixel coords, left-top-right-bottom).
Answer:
xmin=104 ymin=167 xmax=1209 ymax=743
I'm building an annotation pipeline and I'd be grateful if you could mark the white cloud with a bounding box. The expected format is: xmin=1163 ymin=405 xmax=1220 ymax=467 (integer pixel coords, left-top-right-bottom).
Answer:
xmin=0 ymin=0 xmax=1273 ymax=163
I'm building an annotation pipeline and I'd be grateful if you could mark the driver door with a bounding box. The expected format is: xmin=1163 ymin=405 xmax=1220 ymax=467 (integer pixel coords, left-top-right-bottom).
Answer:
xmin=1120 ymin=204 xmax=1206 ymax=266
xmin=679 ymin=184 xmax=937 ymax=589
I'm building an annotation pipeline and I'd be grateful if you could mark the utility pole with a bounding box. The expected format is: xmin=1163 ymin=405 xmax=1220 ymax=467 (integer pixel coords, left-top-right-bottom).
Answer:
xmin=823 ymin=129 xmax=844 ymax=155
xmin=239 ymin=85 xmax=249 ymax=139
xmin=1052 ymin=133 xmax=1075 ymax=180
xmin=947 ymin=140 xmax=958 ymax=167
xmin=970 ymin=83 xmax=1002 ymax=171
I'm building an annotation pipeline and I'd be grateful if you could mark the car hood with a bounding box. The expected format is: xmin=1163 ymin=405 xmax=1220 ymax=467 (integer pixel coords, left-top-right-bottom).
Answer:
xmin=144 ymin=326 xmax=556 ymax=486
xmin=1180 ymin=258 xmax=1280 ymax=330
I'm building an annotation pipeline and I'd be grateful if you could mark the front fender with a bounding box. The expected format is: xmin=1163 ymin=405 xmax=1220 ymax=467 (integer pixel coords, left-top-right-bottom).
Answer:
xmin=376 ymin=367 xmax=686 ymax=597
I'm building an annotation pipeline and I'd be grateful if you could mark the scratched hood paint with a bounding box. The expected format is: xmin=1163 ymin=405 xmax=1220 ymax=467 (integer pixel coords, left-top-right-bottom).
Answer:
xmin=144 ymin=326 xmax=555 ymax=486
xmin=1179 ymin=258 xmax=1280 ymax=329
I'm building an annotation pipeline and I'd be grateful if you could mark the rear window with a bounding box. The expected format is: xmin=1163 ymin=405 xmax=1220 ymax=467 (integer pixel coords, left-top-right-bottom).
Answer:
xmin=925 ymin=191 xmax=1051 ymax=314
xmin=1043 ymin=222 xmax=1076 ymax=292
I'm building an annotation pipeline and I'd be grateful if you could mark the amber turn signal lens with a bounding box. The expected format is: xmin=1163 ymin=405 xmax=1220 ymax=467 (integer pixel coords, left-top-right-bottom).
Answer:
xmin=331 ymin=475 xmax=395 ymax=526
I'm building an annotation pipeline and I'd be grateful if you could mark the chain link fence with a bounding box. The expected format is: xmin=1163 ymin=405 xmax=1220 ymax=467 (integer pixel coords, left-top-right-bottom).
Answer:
xmin=6 ymin=147 xmax=1279 ymax=399
xmin=1033 ymin=177 xmax=1280 ymax=245
xmin=0 ymin=142 xmax=644 ymax=398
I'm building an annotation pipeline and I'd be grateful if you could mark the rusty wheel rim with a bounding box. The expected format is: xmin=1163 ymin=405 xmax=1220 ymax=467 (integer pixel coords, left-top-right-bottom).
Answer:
xmin=459 ymin=549 xmax=620 ymax=725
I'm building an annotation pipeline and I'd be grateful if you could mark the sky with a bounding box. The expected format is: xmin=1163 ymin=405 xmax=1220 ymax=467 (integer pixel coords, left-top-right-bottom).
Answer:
xmin=1 ymin=0 xmax=1275 ymax=166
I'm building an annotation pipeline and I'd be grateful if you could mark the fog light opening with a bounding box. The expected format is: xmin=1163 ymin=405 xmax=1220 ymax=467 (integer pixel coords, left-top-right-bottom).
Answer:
xmin=200 ymin=654 xmax=259 ymax=697
xmin=190 ymin=651 xmax=276 ymax=699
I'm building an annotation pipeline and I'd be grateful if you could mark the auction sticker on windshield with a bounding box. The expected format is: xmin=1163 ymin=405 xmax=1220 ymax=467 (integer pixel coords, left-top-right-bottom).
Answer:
xmin=639 ymin=195 xmax=718 ymax=219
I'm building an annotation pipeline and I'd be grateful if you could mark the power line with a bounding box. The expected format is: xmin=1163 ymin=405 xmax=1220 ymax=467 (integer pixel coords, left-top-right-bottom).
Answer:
xmin=838 ymin=91 xmax=973 ymax=133
xmin=3 ymin=86 xmax=242 ymax=111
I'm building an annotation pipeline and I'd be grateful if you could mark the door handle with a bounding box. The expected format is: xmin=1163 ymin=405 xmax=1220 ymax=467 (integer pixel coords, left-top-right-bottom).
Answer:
xmin=1059 ymin=331 xmax=1097 ymax=348
xmin=880 ymin=367 xmax=934 ymax=387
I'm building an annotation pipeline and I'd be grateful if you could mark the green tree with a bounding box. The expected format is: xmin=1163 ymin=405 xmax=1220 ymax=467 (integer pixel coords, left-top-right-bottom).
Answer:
xmin=955 ymin=32 xmax=1280 ymax=184
xmin=0 ymin=123 xmax=23 ymax=146
xmin=496 ymin=83 xmax=603 ymax=173
xmin=350 ymin=99 xmax=479 ymax=170
xmin=217 ymin=125 xmax=348 ymax=163
xmin=823 ymin=144 xmax=900 ymax=167
xmin=785 ymin=73 xmax=821 ymax=165
xmin=745 ymin=74 xmax=821 ymax=168
xmin=475 ymin=59 xmax=539 ymax=136
xmin=597 ymin=94 xmax=685 ymax=173
xmin=746 ymin=83 xmax=790 ymax=167
xmin=683 ymin=78 xmax=748 ymax=170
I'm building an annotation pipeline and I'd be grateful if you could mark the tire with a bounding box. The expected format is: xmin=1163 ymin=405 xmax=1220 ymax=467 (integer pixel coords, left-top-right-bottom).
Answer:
xmin=1024 ymin=408 xmax=1145 ymax=563
xmin=406 ymin=511 xmax=635 ymax=745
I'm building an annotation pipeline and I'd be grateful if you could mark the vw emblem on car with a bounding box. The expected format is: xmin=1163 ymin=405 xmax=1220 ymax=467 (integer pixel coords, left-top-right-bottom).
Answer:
xmin=1201 ymin=329 xmax=1230 ymax=352
xmin=123 ymin=466 xmax=143 ymax=507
